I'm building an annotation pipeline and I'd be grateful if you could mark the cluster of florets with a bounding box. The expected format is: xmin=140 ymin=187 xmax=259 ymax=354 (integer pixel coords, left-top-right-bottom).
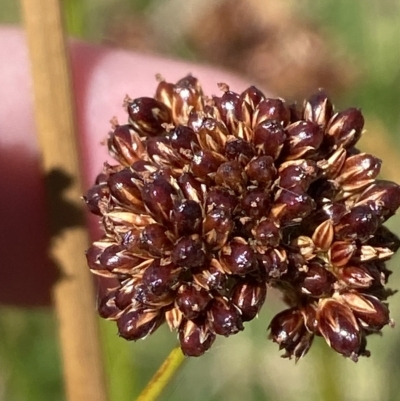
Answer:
xmin=85 ymin=75 xmax=400 ymax=360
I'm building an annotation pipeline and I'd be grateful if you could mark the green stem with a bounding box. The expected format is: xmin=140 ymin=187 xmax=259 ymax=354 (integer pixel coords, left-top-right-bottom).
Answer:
xmin=136 ymin=347 xmax=185 ymax=401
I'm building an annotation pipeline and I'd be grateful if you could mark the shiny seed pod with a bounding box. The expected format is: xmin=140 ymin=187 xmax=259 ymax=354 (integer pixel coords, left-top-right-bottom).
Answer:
xmin=142 ymin=259 xmax=180 ymax=297
xmin=207 ymin=297 xmax=244 ymax=336
xmin=257 ymin=247 xmax=288 ymax=278
xmin=336 ymin=153 xmax=381 ymax=192
xmin=190 ymin=149 xmax=227 ymax=181
xmin=272 ymin=189 xmax=315 ymax=225
xmin=115 ymin=281 xmax=136 ymax=310
xmin=245 ymin=155 xmax=277 ymax=186
xmin=284 ymin=121 xmax=324 ymax=159
xmin=99 ymin=244 xmax=141 ymax=273
xmin=357 ymin=180 xmax=400 ymax=220
xmin=97 ymin=290 xmax=121 ymax=320
xmin=108 ymin=169 xmax=145 ymax=212
xmin=225 ymin=138 xmax=256 ymax=167
xmin=193 ymin=259 xmax=227 ymax=290
xmin=253 ymin=218 xmax=281 ymax=247
xmin=317 ymin=299 xmax=361 ymax=359
xmin=253 ymin=98 xmax=291 ymax=127
xmin=179 ymin=319 xmax=216 ymax=357
xmin=239 ymin=85 xmax=265 ymax=110
xmin=213 ymin=89 xmax=243 ymax=128
xmin=84 ymin=183 xmax=110 ymax=216
xmin=205 ymin=187 xmax=238 ymax=213
xmin=341 ymin=293 xmax=390 ymax=330
xmin=303 ymin=90 xmax=333 ymax=128
xmin=321 ymin=202 xmax=348 ymax=225
xmin=154 ymin=79 xmax=174 ymax=109
xmin=117 ymin=308 xmax=163 ymax=340
xmin=172 ymin=75 xmax=204 ymax=123
xmin=108 ymin=124 xmax=145 ymax=166
xmin=215 ymin=160 xmax=247 ymax=194
xmin=171 ymin=235 xmax=207 ymax=269
xmin=177 ymin=172 xmax=204 ymax=204
xmin=140 ymin=223 xmax=173 ymax=257
xmin=220 ymin=238 xmax=258 ymax=275
xmin=298 ymin=261 xmax=335 ymax=297
xmin=176 ymin=284 xmax=212 ymax=320
xmin=231 ymin=279 xmax=267 ymax=321
xmin=252 ymin=120 xmax=286 ymax=159
xmin=198 ymin=118 xmax=229 ymax=153
xmin=326 ymin=108 xmax=364 ymax=149
xmin=146 ymin=136 xmax=183 ymax=168
xmin=269 ymin=308 xmax=313 ymax=360
xmin=171 ymin=199 xmax=203 ymax=236
xmin=278 ymin=159 xmax=318 ymax=192
xmin=335 ymin=205 xmax=380 ymax=242
xmin=241 ymin=188 xmax=271 ymax=219
xmin=329 ymin=241 xmax=357 ymax=267
xmin=141 ymin=177 xmax=177 ymax=224
xmin=203 ymin=208 xmax=234 ymax=250
xmin=168 ymin=125 xmax=199 ymax=160
xmin=335 ymin=265 xmax=374 ymax=289
xmin=127 ymin=97 xmax=172 ymax=137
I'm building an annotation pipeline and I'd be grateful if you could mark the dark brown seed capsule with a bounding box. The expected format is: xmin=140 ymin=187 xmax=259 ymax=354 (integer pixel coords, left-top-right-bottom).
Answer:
xmin=253 ymin=120 xmax=286 ymax=159
xmin=278 ymin=160 xmax=318 ymax=192
xmin=357 ymin=180 xmax=400 ymax=220
xmin=215 ymin=160 xmax=247 ymax=194
xmin=326 ymin=108 xmax=364 ymax=149
xmin=269 ymin=308 xmax=313 ymax=360
xmin=141 ymin=177 xmax=177 ymax=224
xmin=169 ymin=125 xmax=199 ymax=160
xmin=253 ymin=218 xmax=281 ymax=247
xmin=225 ymin=138 xmax=256 ymax=167
xmin=97 ymin=290 xmax=121 ymax=320
xmin=190 ymin=149 xmax=226 ymax=181
xmin=213 ymin=90 xmax=243 ymax=130
xmin=241 ymin=188 xmax=271 ymax=219
xmin=207 ymin=297 xmax=244 ymax=336
xmin=239 ymin=85 xmax=265 ymax=110
xmin=203 ymin=208 xmax=234 ymax=250
xmin=146 ymin=136 xmax=183 ymax=168
xmin=193 ymin=260 xmax=227 ymax=290
xmin=171 ymin=235 xmax=207 ymax=269
xmin=176 ymin=284 xmax=212 ymax=319
xmin=171 ymin=199 xmax=203 ymax=236
xmin=142 ymin=259 xmax=180 ymax=297
xmin=127 ymin=97 xmax=172 ymax=137
xmin=140 ymin=224 xmax=173 ymax=257
xmin=220 ymin=238 xmax=258 ymax=275
xmin=257 ymin=247 xmax=288 ymax=278
xmin=335 ymin=205 xmax=380 ymax=242
xmin=321 ymin=202 xmax=348 ymax=225
xmin=272 ymin=189 xmax=315 ymax=225
xmin=298 ymin=261 xmax=335 ymax=297
xmin=155 ymin=79 xmax=174 ymax=109
xmin=336 ymin=265 xmax=374 ymax=289
xmin=253 ymin=98 xmax=291 ymax=127
xmin=84 ymin=184 xmax=110 ymax=215
xmin=108 ymin=169 xmax=145 ymax=212
xmin=177 ymin=173 xmax=204 ymax=204
xmin=303 ymin=90 xmax=333 ymax=128
xmin=115 ymin=282 xmax=135 ymax=310
xmin=329 ymin=241 xmax=357 ymax=267
xmin=285 ymin=121 xmax=324 ymax=159
xmin=108 ymin=124 xmax=145 ymax=166
xmin=245 ymin=155 xmax=277 ymax=186
xmin=179 ymin=319 xmax=216 ymax=357
xmin=205 ymin=187 xmax=238 ymax=213
xmin=117 ymin=309 xmax=163 ymax=341
xmin=317 ymin=299 xmax=361 ymax=359
xmin=231 ymin=279 xmax=267 ymax=321
xmin=198 ymin=118 xmax=229 ymax=153
xmin=336 ymin=153 xmax=381 ymax=192
xmin=341 ymin=293 xmax=390 ymax=330
xmin=98 ymin=244 xmax=141 ymax=273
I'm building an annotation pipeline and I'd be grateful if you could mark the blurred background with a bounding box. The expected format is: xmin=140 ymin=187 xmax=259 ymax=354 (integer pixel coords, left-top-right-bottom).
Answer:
xmin=1 ymin=0 xmax=400 ymax=400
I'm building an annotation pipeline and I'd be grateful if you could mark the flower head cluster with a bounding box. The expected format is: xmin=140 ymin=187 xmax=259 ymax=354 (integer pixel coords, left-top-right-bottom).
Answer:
xmin=85 ymin=75 xmax=400 ymax=360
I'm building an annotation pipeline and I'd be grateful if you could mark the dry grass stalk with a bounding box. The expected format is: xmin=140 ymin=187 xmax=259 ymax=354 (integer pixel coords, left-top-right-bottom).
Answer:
xmin=20 ymin=0 xmax=108 ymax=400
